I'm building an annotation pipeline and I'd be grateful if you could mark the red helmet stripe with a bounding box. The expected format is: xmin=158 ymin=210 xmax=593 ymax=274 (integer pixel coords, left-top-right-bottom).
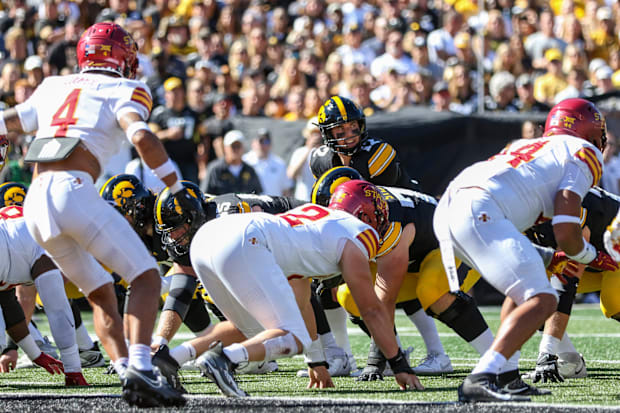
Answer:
xmin=131 ymin=88 xmax=153 ymax=113
xmin=575 ymin=147 xmax=602 ymax=184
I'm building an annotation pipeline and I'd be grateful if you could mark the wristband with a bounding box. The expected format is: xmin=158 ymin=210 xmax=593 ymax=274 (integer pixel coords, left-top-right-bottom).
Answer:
xmin=0 ymin=115 xmax=6 ymax=134
xmin=387 ymin=348 xmax=414 ymax=375
xmin=125 ymin=121 xmax=150 ymax=140
xmin=152 ymin=159 xmax=177 ymax=180
xmin=169 ymin=180 xmax=184 ymax=194
xmin=551 ymin=215 xmax=582 ymax=225
xmin=307 ymin=361 xmax=329 ymax=369
xmin=566 ymin=239 xmax=597 ymax=264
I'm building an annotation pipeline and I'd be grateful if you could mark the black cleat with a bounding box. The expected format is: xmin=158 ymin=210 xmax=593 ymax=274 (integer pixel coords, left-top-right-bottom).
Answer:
xmin=458 ymin=372 xmax=531 ymax=402
xmin=152 ymin=344 xmax=187 ymax=394
xmin=122 ymin=365 xmax=187 ymax=408
xmin=198 ymin=341 xmax=249 ymax=397
xmin=498 ymin=369 xmax=551 ymax=396
xmin=357 ymin=339 xmax=386 ymax=382
xmin=79 ymin=342 xmax=106 ymax=368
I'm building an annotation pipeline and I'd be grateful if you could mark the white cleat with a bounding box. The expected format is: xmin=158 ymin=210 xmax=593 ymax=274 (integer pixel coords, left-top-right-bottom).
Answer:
xmin=236 ymin=360 xmax=278 ymax=375
xmin=558 ymin=352 xmax=587 ymax=379
xmin=412 ymin=352 xmax=454 ymax=376
xmin=297 ymin=348 xmax=353 ymax=377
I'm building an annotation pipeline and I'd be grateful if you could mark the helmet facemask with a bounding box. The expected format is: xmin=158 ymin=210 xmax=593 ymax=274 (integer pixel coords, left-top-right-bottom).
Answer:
xmin=322 ymin=119 xmax=367 ymax=156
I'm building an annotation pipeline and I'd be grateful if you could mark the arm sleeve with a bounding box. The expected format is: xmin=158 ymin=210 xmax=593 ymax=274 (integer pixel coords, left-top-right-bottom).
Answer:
xmin=14 ymin=83 xmax=45 ymax=133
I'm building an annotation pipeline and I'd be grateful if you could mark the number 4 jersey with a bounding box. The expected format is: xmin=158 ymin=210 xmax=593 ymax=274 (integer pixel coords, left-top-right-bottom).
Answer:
xmin=15 ymin=73 xmax=152 ymax=171
xmin=446 ymin=135 xmax=603 ymax=232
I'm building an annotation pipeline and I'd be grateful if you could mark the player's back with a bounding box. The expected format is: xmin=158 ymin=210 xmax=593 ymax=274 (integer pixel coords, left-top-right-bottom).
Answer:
xmin=250 ymin=204 xmax=379 ymax=278
xmin=22 ymin=73 xmax=152 ymax=169
xmin=449 ymin=136 xmax=602 ymax=231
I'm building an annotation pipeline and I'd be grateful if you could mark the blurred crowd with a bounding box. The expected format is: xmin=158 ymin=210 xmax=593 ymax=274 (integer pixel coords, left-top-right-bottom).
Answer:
xmin=1 ymin=0 xmax=620 ymax=199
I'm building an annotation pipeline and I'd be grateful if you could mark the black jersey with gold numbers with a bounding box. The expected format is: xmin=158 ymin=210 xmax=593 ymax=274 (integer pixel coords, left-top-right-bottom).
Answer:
xmin=377 ymin=186 xmax=439 ymax=273
xmin=207 ymin=193 xmax=306 ymax=216
xmin=526 ymin=186 xmax=620 ymax=252
xmin=310 ymin=137 xmax=416 ymax=189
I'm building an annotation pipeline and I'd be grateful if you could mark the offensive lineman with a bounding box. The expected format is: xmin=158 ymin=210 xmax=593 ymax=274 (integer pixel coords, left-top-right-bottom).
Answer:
xmin=0 ymin=22 xmax=201 ymax=407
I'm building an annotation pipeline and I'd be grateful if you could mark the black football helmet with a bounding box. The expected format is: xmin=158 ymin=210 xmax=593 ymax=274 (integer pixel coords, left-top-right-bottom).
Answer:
xmin=99 ymin=174 xmax=155 ymax=238
xmin=311 ymin=166 xmax=364 ymax=206
xmin=154 ymin=181 xmax=206 ymax=263
xmin=0 ymin=182 xmax=27 ymax=208
xmin=316 ymin=96 xmax=368 ymax=156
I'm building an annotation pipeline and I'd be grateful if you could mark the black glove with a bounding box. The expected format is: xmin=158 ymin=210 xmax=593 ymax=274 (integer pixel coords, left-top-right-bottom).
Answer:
xmin=533 ymin=353 xmax=564 ymax=383
xmin=357 ymin=340 xmax=386 ymax=382
xmin=173 ymin=187 xmax=206 ymax=227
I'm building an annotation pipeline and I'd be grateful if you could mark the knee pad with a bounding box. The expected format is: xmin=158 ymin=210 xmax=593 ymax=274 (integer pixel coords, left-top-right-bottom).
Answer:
xmin=397 ymin=299 xmax=422 ymax=316
xmin=162 ymin=273 xmax=197 ymax=320
xmin=263 ymin=332 xmax=301 ymax=360
xmin=182 ymin=297 xmax=212 ymax=333
xmin=435 ymin=291 xmax=488 ymax=342
xmin=0 ymin=290 xmax=25 ymax=329
xmin=556 ymin=276 xmax=578 ymax=316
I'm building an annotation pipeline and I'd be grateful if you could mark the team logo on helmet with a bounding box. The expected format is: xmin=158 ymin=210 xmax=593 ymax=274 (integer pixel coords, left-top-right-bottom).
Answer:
xmin=111 ymin=180 xmax=137 ymax=208
xmin=173 ymin=187 xmax=199 ymax=215
xmin=563 ymin=116 xmax=576 ymax=129
xmin=3 ymin=187 xmax=26 ymax=206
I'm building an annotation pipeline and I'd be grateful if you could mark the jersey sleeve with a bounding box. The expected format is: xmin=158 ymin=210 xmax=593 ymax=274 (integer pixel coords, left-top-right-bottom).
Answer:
xmin=351 ymin=227 xmax=380 ymax=260
xmin=113 ymin=81 xmax=153 ymax=122
xmin=560 ymin=145 xmax=603 ymax=197
xmin=366 ymin=142 xmax=401 ymax=186
xmin=376 ymin=221 xmax=402 ymax=257
xmin=14 ymin=79 xmax=49 ymax=133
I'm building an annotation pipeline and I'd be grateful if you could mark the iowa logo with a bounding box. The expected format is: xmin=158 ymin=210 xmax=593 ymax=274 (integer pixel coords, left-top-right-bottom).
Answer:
xmin=317 ymin=105 xmax=327 ymax=123
xmin=112 ymin=181 xmax=136 ymax=207
xmin=0 ymin=184 xmax=26 ymax=207
xmin=173 ymin=187 xmax=198 ymax=215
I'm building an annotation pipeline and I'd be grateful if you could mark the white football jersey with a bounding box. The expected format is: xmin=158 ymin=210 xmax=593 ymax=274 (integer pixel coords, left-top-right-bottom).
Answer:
xmin=251 ymin=204 xmax=380 ymax=279
xmin=0 ymin=206 xmax=46 ymax=290
xmin=447 ymin=135 xmax=603 ymax=231
xmin=15 ymin=73 xmax=153 ymax=173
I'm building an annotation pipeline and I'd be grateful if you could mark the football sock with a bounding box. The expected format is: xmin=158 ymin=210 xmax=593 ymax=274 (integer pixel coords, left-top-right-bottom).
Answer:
xmin=408 ymin=308 xmax=445 ymax=355
xmin=472 ymin=349 xmax=507 ymax=375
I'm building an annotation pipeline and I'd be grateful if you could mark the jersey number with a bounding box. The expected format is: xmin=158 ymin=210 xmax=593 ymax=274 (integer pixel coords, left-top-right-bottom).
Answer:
xmin=279 ymin=205 xmax=329 ymax=227
xmin=505 ymin=140 xmax=549 ymax=167
xmin=51 ymin=88 xmax=82 ymax=137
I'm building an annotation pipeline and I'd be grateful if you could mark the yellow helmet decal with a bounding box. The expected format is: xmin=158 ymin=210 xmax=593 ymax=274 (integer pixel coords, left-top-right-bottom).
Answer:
xmin=111 ymin=180 xmax=136 ymax=208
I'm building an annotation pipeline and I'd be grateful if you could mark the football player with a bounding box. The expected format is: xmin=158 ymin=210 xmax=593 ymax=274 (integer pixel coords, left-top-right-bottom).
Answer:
xmin=523 ymin=185 xmax=620 ymax=381
xmin=0 ymin=204 xmax=87 ymax=385
xmin=434 ymin=98 xmax=617 ymax=402
xmin=1 ymin=22 xmax=193 ymax=407
xmin=187 ymin=181 xmax=423 ymax=397
xmin=0 ymin=181 xmax=105 ymax=370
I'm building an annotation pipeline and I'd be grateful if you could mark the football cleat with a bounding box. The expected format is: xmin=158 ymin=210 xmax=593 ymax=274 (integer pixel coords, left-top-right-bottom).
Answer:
xmin=497 ymin=369 xmax=551 ymax=395
xmin=198 ymin=341 xmax=249 ymax=397
xmin=558 ymin=352 xmax=588 ymax=379
xmin=297 ymin=348 xmax=351 ymax=377
xmin=152 ymin=344 xmax=186 ymax=394
xmin=79 ymin=342 xmax=106 ymax=368
xmin=122 ymin=365 xmax=186 ymax=408
xmin=412 ymin=352 xmax=454 ymax=376
xmin=237 ymin=360 xmax=278 ymax=375
xmin=65 ymin=371 xmax=89 ymax=386
xmin=458 ymin=372 xmax=531 ymax=402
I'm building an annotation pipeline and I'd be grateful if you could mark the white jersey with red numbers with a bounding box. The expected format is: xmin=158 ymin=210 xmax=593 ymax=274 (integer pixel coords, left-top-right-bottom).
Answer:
xmin=0 ymin=206 xmax=46 ymax=291
xmin=254 ymin=204 xmax=379 ymax=278
xmin=446 ymin=135 xmax=603 ymax=231
xmin=15 ymin=73 xmax=153 ymax=172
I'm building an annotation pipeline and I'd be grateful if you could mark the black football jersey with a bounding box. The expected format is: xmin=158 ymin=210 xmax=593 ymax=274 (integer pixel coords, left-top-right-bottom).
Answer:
xmin=310 ymin=137 xmax=416 ymax=189
xmin=377 ymin=186 xmax=439 ymax=273
xmin=526 ymin=186 xmax=620 ymax=252
xmin=208 ymin=193 xmax=305 ymax=215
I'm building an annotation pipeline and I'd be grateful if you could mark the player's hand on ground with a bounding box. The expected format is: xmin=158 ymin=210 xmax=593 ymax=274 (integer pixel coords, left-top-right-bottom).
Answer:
xmin=0 ymin=350 xmax=18 ymax=372
xmin=33 ymin=352 xmax=64 ymax=375
xmin=394 ymin=372 xmax=424 ymax=391
xmin=357 ymin=364 xmax=384 ymax=381
xmin=306 ymin=365 xmax=334 ymax=389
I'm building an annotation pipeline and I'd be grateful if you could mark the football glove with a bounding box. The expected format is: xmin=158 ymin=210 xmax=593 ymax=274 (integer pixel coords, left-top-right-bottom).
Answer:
xmin=65 ymin=371 xmax=89 ymax=386
xmin=604 ymin=217 xmax=620 ymax=262
xmin=33 ymin=352 xmax=64 ymax=375
xmin=587 ymin=250 xmax=618 ymax=272
xmin=532 ymin=353 xmax=564 ymax=384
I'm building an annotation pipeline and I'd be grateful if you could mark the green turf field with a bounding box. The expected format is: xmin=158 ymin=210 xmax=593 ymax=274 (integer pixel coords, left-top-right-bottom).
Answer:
xmin=1 ymin=304 xmax=618 ymax=407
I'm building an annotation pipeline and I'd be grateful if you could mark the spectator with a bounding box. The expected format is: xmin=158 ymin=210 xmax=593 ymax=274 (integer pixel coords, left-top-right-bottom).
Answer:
xmin=283 ymin=86 xmax=305 ymax=121
xmin=409 ymin=35 xmax=443 ymax=81
xmin=427 ymin=10 xmax=463 ymax=67
xmin=587 ymin=7 xmax=618 ymax=62
xmin=557 ymin=14 xmax=585 ymax=52
xmin=287 ymin=117 xmax=322 ymax=201
xmin=524 ymin=9 xmax=566 ymax=70
xmin=303 ymin=87 xmax=323 ymax=119
xmin=0 ymin=62 xmax=21 ymax=107
xmin=521 ymin=120 xmax=541 ymax=139
xmin=201 ymin=130 xmax=263 ymax=195
xmin=431 ymin=81 xmax=451 ymax=112
xmin=202 ymin=93 xmax=235 ymax=162
xmin=370 ymin=28 xmax=417 ymax=79
xmin=484 ymin=9 xmax=509 ymax=53
xmin=492 ymin=42 xmax=525 ymax=77
xmin=454 ymin=31 xmax=477 ymax=72
xmin=515 ymin=73 xmax=551 ymax=112
xmin=361 ymin=15 xmax=388 ymax=57
xmin=270 ymin=56 xmax=308 ymax=100
xmin=533 ymin=48 xmax=568 ymax=106
xmin=351 ymin=78 xmax=381 ymax=116
xmin=149 ymin=76 xmax=200 ymax=183
xmin=554 ymin=68 xmax=588 ymax=104
xmin=485 ymin=71 xmax=519 ymax=112
xmin=562 ymin=44 xmax=589 ymax=75
xmin=408 ymin=70 xmax=434 ymax=105
xmin=23 ymin=55 xmax=44 ymax=87
xmin=447 ymin=62 xmax=477 ymax=115
xmin=242 ymin=128 xmax=292 ymax=196
xmin=336 ymin=22 xmax=375 ymax=67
